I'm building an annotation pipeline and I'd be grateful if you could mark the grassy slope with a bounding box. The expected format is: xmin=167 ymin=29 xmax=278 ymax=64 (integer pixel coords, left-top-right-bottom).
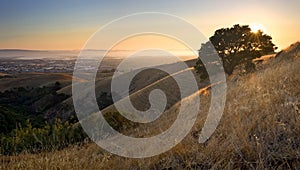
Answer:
xmin=56 ymin=59 xmax=198 ymax=115
xmin=1 ymin=44 xmax=300 ymax=169
xmin=0 ymin=73 xmax=73 ymax=92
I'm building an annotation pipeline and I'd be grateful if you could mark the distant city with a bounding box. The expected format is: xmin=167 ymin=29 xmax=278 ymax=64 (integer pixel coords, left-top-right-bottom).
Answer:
xmin=0 ymin=59 xmax=76 ymax=73
xmin=0 ymin=49 xmax=196 ymax=73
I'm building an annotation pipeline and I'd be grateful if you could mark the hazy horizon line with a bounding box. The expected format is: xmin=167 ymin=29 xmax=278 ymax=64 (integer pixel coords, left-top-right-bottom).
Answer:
xmin=0 ymin=48 xmax=198 ymax=52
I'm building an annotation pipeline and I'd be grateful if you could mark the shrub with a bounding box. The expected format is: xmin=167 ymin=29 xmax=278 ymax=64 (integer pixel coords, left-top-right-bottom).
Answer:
xmin=0 ymin=119 xmax=87 ymax=155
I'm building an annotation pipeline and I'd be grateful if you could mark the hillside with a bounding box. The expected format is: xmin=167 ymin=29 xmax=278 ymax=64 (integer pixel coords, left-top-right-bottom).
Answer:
xmin=1 ymin=59 xmax=198 ymax=123
xmin=1 ymin=42 xmax=299 ymax=169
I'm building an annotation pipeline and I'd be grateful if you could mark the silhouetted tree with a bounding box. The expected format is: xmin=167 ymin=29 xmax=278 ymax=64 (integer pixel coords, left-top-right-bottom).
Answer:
xmin=195 ymin=24 xmax=277 ymax=75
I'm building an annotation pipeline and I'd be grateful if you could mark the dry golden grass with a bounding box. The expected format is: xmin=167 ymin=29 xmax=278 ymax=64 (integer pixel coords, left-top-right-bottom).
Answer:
xmin=0 ymin=72 xmax=73 ymax=92
xmin=1 ymin=47 xmax=300 ymax=169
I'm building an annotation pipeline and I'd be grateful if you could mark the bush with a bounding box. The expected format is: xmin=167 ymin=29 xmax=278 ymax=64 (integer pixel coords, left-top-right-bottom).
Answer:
xmin=0 ymin=119 xmax=87 ymax=155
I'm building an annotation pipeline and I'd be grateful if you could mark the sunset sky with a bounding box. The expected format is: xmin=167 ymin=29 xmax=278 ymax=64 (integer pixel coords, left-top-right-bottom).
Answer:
xmin=0 ymin=0 xmax=299 ymax=51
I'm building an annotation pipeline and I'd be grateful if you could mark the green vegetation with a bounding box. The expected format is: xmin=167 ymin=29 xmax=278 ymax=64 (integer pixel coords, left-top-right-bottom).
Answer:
xmin=0 ymin=110 xmax=138 ymax=155
xmin=0 ymin=82 xmax=80 ymax=155
xmin=0 ymin=82 xmax=70 ymax=134
xmin=0 ymin=118 xmax=87 ymax=155
xmin=0 ymin=104 xmax=44 ymax=134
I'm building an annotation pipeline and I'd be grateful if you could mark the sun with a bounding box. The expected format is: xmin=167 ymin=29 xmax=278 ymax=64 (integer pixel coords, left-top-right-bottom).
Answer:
xmin=250 ymin=23 xmax=266 ymax=33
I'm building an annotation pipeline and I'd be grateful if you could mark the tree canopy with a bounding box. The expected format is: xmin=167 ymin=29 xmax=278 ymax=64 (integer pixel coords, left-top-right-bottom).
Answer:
xmin=195 ymin=24 xmax=277 ymax=76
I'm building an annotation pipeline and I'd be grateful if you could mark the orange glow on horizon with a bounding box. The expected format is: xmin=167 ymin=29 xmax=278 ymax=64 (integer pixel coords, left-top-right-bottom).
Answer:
xmin=105 ymin=34 xmax=197 ymax=59
xmin=109 ymin=34 xmax=192 ymax=51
